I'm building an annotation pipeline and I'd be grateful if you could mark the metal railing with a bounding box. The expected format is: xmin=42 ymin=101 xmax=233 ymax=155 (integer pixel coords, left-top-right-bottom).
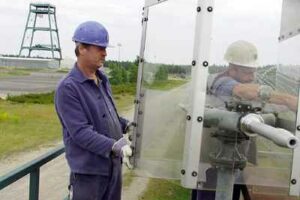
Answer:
xmin=0 ymin=145 xmax=65 ymax=200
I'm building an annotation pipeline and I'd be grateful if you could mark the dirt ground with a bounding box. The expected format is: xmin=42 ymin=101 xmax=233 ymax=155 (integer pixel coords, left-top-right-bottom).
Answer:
xmin=0 ymin=108 xmax=149 ymax=200
xmin=0 ymin=141 xmax=149 ymax=200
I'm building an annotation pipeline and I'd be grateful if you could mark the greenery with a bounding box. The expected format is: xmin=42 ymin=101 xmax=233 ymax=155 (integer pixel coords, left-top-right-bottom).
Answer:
xmin=106 ymin=57 xmax=190 ymax=85
xmin=0 ymin=85 xmax=135 ymax=158
xmin=0 ymin=67 xmax=31 ymax=78
xmin=6 ymin=84 xmax=136 ymax=104
xmin=106 ymin=58 xmax=139 ymax=85
xmin=123 ymin=171 xmax=135 ymax=188
xmin=0 ymin=100 xmax=61 ymax=158
xmin=111 ymin=83 xmax=136 ymax=95
xmin=55 ymin=68 xmax=70 ymax=73
xmin=113 ymin=93 xmax=134 ymax=112
xmin=208 ymin=65 xmax=227 ymax=74
xmin=7 ymin=92 xmax=55 ymax=104
xmin=155 ymin=66 xmax=168 ymax=81
xmin=138 ymin=179 xmax=190 ymax=200
xmin=144 ymin=80 xmax=187 ymax=90
xmin=0 ymin=66 xmax=62 ymax=78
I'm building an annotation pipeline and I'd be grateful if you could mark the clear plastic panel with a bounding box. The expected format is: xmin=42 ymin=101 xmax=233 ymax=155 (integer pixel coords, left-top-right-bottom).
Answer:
xmin=200 ymin=0 xmax=297 ymax=196
xmin=280 ymin=0 xmax=300 ymax=41
xmin=134 ymin=0 xmax=195 ymax=179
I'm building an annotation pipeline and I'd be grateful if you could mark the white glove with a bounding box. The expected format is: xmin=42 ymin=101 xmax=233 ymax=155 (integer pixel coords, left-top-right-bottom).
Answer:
xmin=122 ymin=145 xmax=133 ymax=169
xmin=112 ymin=137 xmax=133 ymax=169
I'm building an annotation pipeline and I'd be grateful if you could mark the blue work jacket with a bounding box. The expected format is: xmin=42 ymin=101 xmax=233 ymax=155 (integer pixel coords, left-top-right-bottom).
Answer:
xmin=55 ymin=64 xmax=128 ymax=176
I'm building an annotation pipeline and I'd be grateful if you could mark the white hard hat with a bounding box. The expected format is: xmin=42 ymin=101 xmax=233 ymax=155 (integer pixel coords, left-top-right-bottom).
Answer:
xmin=224 ymin=40 xmax=258 ymax=68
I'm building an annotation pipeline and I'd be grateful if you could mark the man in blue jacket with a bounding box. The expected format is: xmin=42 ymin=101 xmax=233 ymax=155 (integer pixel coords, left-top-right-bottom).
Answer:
xmin=55 ymin=21 xmax=132 ymax=200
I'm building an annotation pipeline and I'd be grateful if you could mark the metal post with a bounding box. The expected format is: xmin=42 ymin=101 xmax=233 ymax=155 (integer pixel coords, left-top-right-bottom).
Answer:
xmin=215 ymin=168 xmax=234 ymax=200
xmin=29 ymin=169 xmax=40 ymax=200
xmin=131 ymin=7 xmax=149 ymax=167
xmin=29 ymin=12 xmax=38 ymax=57
xmin=53 ymin=6 xmax=62 ymax=64
xmin=117 ymin=43 xmax=122 ymax=67
xmin=19 ymin=4 xmax=31 ymax=56
xmin=48 ymin=5 xmax=55 ymax=58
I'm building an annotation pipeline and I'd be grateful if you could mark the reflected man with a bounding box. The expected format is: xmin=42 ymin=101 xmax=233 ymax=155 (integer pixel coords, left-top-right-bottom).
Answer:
xmin=193 ymin=40 xmax=297 ymax=200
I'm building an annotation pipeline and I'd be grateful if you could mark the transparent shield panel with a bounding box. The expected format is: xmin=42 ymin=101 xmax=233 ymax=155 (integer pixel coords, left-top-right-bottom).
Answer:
xmin=134 ymin=0 xmax=195 ymax=179
xmin=279 ymin=0 xmax=300 ymax=42
xmin=200 ymin=0 xmax=298 ymax=196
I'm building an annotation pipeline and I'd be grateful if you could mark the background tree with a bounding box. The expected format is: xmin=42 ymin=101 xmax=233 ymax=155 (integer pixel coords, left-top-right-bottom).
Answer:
xmin=155 ymin=65 xmax=168 ymax=81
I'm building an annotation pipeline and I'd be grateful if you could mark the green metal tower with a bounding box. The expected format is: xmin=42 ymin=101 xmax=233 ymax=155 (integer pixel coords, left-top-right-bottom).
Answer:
xmin=19 ymin=3 xmax=62 ymax=61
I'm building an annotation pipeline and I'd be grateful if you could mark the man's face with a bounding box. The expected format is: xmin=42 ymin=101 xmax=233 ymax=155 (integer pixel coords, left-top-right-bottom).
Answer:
xmin=80 ymin=45 xmax=107 ymax=69
xmin=87 ymin=45 xmax=107 ymax=68
xmin=234 ymin=66 xmax=256 ymax=83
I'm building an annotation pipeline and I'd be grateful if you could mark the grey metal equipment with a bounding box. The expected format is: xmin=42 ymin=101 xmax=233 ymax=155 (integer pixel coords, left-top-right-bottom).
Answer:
xmin=204 ymin=103 xmax=298 ymax=200
xmin=205 ymin=108 xmax=298 ymax=149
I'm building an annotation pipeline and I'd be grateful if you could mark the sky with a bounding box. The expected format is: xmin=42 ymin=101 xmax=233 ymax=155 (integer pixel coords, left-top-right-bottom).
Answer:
xmin=0 ymin=0 xmax=299 ymax=67
xmin=141 ymin=0 xmax=284 ymax=66
xmin=0 ymin=0 xmax=144 ymax=62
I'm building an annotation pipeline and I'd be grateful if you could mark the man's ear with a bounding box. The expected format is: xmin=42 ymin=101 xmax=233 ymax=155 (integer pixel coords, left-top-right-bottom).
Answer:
xmin=78 ymin=44 xmax=87 ymax=56
xmin=228 ymin=67 xmax=237 ymax=77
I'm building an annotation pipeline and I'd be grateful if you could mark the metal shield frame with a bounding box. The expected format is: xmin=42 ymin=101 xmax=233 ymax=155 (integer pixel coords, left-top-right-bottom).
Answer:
xmin=144 ymin=0 xmax=169 ymax=8
xmin=181 ymin=0 xmax=215 ymax=189
xmin=279 ymin=0 xmax=300 ymax=42
xmin=131 ymin=5 xmax=149 ymax=168
xmin=279 ymin=0 xmax=300 ymax=196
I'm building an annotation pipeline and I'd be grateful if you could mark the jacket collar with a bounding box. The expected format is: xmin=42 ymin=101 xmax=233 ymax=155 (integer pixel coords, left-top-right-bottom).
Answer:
xmin=70 ymin=63 xmax=108 ymax=84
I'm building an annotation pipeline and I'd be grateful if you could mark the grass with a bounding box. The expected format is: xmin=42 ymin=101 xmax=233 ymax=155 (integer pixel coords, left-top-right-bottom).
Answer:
xmin=0 ymin=67 xmax=31 ymax=78
xmin=114 ymin=93 xmax=135 ymax=112
xmin=0 ymin=66 xmax=69 ymax=79
xmin=0 ymin=100 xmax=61 ymax=158
xmin=6 ymin=84 xmax=136 ymax=105
xmin=0 ymin=85 xmax=136 ymax=158
xmin=123 ymin=170 xmax=135 ymax=187
xmin=55 ymin=68 xmax=70 ymax=73
xmin=138 ymin=179 xmax=190 ymax=200
xmin=111 ymin=83 xmax=136 ymax=112
xmin=7 ymin=92 xmax=55 ymax=104
xmin=144 ymin=80 xmax=187 ymax=91
xmin=111 ymin=83 xmax=136 ymax=95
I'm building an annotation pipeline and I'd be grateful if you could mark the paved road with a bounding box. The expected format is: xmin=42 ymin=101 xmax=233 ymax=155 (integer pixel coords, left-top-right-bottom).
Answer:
xmin=0 ymin=72 xmax=65 ymax=98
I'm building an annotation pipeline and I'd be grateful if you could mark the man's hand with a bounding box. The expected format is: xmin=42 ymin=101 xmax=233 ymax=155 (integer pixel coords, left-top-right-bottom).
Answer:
xmin=112 ymin=137 xmax=133 ymax=169
xmin=124 ymin=122 xmax=135 ymax=134
xmin=258 ymin=85 xmax=273 ymax=101
xmin=121 ymin=145 xmax=133 ymax=169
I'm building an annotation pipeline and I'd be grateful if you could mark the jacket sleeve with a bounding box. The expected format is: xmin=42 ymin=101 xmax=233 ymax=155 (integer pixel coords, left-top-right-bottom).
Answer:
xmin=55 ymin=82 xmax=115 ymax=158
